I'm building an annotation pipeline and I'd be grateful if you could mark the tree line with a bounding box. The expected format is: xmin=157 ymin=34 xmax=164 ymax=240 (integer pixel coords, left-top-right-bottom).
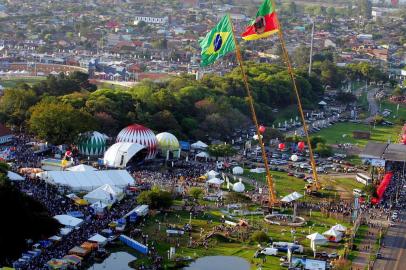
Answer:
xmin=0 ymin=63 xmax=325 ymax=145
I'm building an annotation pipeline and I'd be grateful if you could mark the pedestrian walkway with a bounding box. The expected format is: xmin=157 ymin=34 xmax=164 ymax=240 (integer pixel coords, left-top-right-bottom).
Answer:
xmin=351 ymin=211 xmax=388 ymax=270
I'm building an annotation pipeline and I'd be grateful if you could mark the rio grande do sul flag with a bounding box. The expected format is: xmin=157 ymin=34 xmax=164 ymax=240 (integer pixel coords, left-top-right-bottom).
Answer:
xmin=199 ymin=15 xmax=236 ymax=67
xmin=242 ymin=0 xmax=279 ymax=41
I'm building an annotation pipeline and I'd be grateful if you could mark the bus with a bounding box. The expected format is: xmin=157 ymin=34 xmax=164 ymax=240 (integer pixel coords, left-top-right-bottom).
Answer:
xmin=356 ymin=173 xmax=372 ymax=185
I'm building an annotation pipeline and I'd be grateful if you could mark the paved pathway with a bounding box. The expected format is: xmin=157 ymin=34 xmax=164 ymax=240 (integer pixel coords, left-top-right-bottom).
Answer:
xmin=373 ymin=212 xmax=406 ymax=270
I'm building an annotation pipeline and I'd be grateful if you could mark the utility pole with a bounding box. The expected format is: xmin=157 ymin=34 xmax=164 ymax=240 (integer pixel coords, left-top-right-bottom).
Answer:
xmin=308 ymin=20 xmax=315 ymax=77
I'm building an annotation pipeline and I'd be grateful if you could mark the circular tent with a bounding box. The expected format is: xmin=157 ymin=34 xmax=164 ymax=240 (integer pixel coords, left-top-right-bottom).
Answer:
xmin=78 ymin=131 xmax=107 ymax=156
xmin=233 ymin=180 xmax=245 ymax=193
xmin=156 ymin=132 xmax=180 ymax=159
xmin=104 ymin=142 xmax=147 ymax=168
xmin=116 ymin=124 xmax=158 ymax=159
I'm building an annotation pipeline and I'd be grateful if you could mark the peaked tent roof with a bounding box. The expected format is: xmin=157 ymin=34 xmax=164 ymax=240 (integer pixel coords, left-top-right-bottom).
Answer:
xmin=191 ymin=140 xmax=208 ymax=149
xmin=332 ymin=224 xmax=347 ymax=232
xmin=54 ymin=214 xmax=83 ymax=227
xmin=323 ymin=228 xmax=343 ymax=237
xmin=67 ymin=164 xmax=98 ymax=172
xmin=307 ymin=232 xmax=327 ymax=242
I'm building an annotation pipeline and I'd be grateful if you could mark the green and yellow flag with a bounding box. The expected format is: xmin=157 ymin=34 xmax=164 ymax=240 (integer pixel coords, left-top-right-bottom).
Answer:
xmin=199 ymin=15 xmax=236 ymax=67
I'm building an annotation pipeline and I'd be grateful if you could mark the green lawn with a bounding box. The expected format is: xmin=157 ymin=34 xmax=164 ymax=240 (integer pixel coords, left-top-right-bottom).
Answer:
xmin=380 ymin=101 xmax=406 ymax=123
xmin=327 ymin=177 xmax=364 ymax=194
xmin=348 ymin=225 xmax=368 ymax=261
xmin=243 ymin=170 xmax=306 ymax=198
xmin=124 ymin=209 xmax=350 ymax=270
xmin=0 ymin=77 xmax=45 ymax=88
xmin=273 ymin=104 xmax=300 ymax=126
xmin=313 ymin=122 xmax=401 ymax=147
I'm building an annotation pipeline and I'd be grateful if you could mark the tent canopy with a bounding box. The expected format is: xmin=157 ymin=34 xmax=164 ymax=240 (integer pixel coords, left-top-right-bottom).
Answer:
xmin=191 ymin=140 xmax=208 ymax=149
xmin=323 ymin=228 xmax=343 ymax=237
xmin=281 ymin=191 xmax=303 ymax=203
xmin=332 ymin=224 xmax=347 ymax=232
xmin=206 ymin=170 xmax=219 ymax=178
xmin=233 ymin=181 xmax=245 ymax=192
xmin=7 ymin=171 xmax=24 ymax=181
xmin=88 ymin=233 xmax=108 ymax=246
xmin=84 ymin=184 xmax=123 ymax=204
xmin=54 ymin=215 xmax=83 ymax=227
xmin=307 ymin=232 xmax=327 ymax=242
xmin=41 ymin=170 xmax=134 ymax=192
xmin=196 ymin=152 xmax=210 ymax=159
xmin=207 ymin=178 xmax=224 ymax=185
xmin=232 ymin=166 xmax=244 ymax=175
xmin=66 ymin=164 xmax=97 ymax=172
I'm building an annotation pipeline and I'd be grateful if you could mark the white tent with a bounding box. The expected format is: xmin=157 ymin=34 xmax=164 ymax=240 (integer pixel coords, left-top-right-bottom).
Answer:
xmin=84 ymin=184 xmax=124 ymax=204
xmin=104 ymin=142 xmax=146 ymax=168
xmin=40 ymin=170 xmax=134 ymax=192
xmin=7 ymin=171 xmax=25 ymax=181
xmin=88 ymin=233 xmax=108 ymax=246
xmin=67 ymin=164 xmax=97 ymax=172
xmin=306 ymin=233 xmax=327 ymax=244
xmin=323 ymin=228 xmax=343 ymax=242
xmin=195 ymin=151 xmax=210 ymax=161
xmin=318 ymin=101 xmax=327 ymax=106
xmin=206 ymin=170 xmax=219 ymax=179
xmin=249 ymin=168 xmax=266 ymax=173
xmin=281 ymin=191 xmax=303 ymax=203
xmin=332 ymin=224 xmax=347 ymax=232
xmin=54 ymin=215 xmax=83 ymax=228
xmin=232 ymin=166 xmax=244 ymax=175
xmin=191 ymin=140 xmax=208 ymax=149
xmin=232 ymin=180 xmax=245 ymax=193
xmin=60 ymin=227 xmax=73 ymax=236
xmin=90 ymin=201 xmax=108 ymax=212
xmin=207 ymin=178 xmax=224 ymax=186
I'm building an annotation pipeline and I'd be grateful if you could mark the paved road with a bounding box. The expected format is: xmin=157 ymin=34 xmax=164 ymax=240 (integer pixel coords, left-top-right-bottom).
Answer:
xmin=373 ymin=212 xmax=406 ymax=270
xmin=365 ymin=88 xmax=379 ymax=123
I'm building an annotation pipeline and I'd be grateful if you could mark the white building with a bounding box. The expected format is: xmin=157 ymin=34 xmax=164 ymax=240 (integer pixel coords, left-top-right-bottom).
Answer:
xmin=134 ymin=16 xmax=169 ymax=25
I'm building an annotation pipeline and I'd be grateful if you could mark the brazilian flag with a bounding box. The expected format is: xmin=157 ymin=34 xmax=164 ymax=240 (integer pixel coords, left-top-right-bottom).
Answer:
xmin=199 ymin=15 xmax=236 ymax=67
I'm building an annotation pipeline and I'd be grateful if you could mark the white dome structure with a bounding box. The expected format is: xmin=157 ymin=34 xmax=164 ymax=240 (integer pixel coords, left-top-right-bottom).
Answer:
xmin=232 ymin=166 xmax=244 ymax=175
xmin=116 ymin=124 xmax=158 ymax=159
xmin=233 ymin=180 xmax=245 ymax=193
xmin=104 ymin=142 xmax=147 ymax=168
xmin=156 ymin=132 xmax=181 ymax=160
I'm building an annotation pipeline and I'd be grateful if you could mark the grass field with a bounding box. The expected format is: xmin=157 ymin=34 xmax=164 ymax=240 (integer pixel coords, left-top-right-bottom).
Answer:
xmin=380 ymin=101 xmax=406 ymax=122
xmin=312 ymin=122 xmax=401 ymax=147
xmin=0 ymin=77 xmax=45 ymax=88
xmin=243 ymin=169 xmax=305 ymax=198
xmin=122 ymin=208 xmax=350 ymax=270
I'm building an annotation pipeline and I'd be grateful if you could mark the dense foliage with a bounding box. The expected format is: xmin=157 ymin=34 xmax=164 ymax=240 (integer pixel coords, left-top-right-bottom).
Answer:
xmin=0 ymin=63 xmax=326 ymax=143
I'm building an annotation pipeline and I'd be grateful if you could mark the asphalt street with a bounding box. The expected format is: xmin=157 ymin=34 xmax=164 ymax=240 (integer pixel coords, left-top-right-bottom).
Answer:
xmin=373 ymin=212 xmax=406 ymax=270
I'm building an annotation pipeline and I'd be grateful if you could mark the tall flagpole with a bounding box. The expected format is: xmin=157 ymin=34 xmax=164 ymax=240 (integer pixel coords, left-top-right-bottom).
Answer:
xmin=270 ymin=1 xmax=320 ymax=189
xmin=308 ymin=20 xmax=315 ymax=77
xmin=228 ymin=14 xmax=277 ymax=206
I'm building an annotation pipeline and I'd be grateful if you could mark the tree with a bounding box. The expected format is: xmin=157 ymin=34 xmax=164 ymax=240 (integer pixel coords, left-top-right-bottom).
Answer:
xmin=189 ymin=187 xmax=204 ymax=200
xmin=310 ymin=136 xmax=326 ymax=148
xmin=0 ymin=89 xmax=37 ymax=127
xmin=314 ymin=143 xmax=333 ymax=157
xmin=207 ymin=144 xmax=237 ymax=160
xmin=137 ymin=188 xmax=173 ymax=209
xmin=393 ymin=85 xmax=404 ymax=96
xmin=293 ymin=46 xmax=310 ymax=67
xmin=336 ymin=92 xmax=357 ymax=104
xmin=29 ymin=101 xmax=97 ymax=145
xmin=251 ymin=230 xmax=269 ymax=243
xmin=287 ymin=1 xmax=297 ymax=15
xmin=358 ymin=0 xmax=372 ymax=19
xmin=326 ymin=7 xmax=336 ymax=17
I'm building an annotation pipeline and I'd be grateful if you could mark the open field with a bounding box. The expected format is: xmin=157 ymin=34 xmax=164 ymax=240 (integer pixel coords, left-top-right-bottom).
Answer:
xmin=0 ymin=76 xmax=45 ymax=88
xmin=312 ymin=122 xmax=402 ymax=148
xmin=123 ymin=208 xmax=350 ymax=270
